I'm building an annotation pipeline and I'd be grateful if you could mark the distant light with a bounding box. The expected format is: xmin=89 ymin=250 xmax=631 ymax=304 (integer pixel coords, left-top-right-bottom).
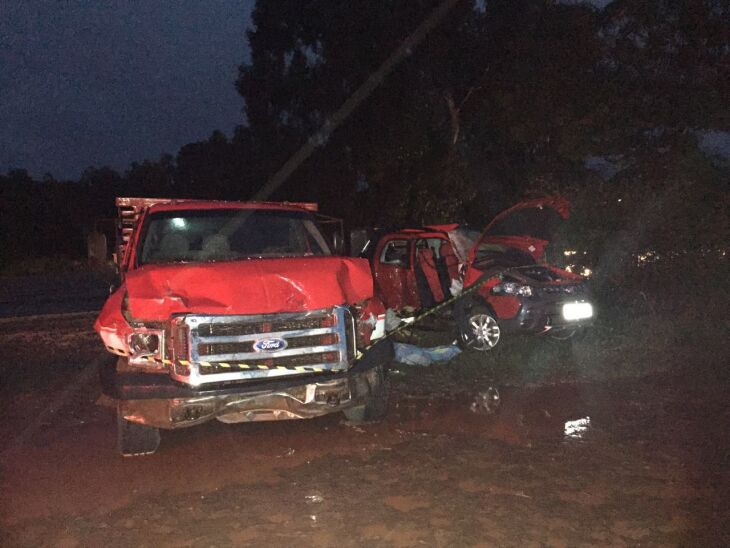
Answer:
xmin=563 ymin=250 xmax=577 ymax=256
xmin=636 ymin=250 xmax=658 ymax=264
xmin=617 ymin=198 xmax=622 ymax=202
xmin=171 ymin=217 xmax=186 ymax=228
xmin=581 ymin=267 xmax=592 ymax=278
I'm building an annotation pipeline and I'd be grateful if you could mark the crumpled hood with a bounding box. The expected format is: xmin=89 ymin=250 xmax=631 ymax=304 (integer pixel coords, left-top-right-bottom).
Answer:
xmin=124 ymin=256 xmax=374 ymax=321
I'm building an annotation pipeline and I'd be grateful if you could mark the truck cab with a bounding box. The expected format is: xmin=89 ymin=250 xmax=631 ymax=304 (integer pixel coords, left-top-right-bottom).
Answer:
xmin=96 ymin=198 xmax=391 ymax=456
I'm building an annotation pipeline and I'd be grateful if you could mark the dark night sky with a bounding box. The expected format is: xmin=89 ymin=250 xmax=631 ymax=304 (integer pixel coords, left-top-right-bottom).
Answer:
xmin=1 ymin=1 xmax=255 ymax=180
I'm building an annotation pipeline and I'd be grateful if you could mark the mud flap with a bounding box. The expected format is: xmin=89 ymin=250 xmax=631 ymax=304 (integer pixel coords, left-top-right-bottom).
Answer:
xmin=117 ymin=409 xmax=161 ymax=457
xmin=343 ymin=364 xmax=389 ymax=423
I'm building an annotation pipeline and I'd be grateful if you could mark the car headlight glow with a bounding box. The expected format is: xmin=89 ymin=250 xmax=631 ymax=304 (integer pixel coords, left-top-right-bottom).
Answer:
xmin=562 ymin=302 xmax=593 ymax=321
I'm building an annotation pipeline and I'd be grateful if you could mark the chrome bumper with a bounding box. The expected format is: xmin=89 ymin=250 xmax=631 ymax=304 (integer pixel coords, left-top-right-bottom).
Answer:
xmin=119 ymin=366 xmax=382 ymax=429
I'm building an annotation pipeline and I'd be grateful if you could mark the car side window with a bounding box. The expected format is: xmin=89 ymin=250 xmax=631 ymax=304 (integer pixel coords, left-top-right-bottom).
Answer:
xmin=380 ymin=239 xmax=410 ymax=268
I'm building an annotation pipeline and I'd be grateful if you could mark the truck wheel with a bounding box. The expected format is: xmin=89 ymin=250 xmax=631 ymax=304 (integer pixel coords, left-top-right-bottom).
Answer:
xmin=458 ymin=305 xmax=502 ymax=352
xmin=343 ymin=364 xmax=390 ymax=423
xmin=117 ymin=408 xmax=160 ymax=457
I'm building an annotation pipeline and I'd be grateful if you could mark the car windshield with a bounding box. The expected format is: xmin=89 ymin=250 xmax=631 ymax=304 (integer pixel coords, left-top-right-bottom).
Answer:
xmin=138 ymin=208 xmax=331 ymax=264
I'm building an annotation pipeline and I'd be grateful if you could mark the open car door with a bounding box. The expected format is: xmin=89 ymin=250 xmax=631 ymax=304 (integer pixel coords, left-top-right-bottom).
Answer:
xmin=373 ymin=236 xmax=420 ymax=310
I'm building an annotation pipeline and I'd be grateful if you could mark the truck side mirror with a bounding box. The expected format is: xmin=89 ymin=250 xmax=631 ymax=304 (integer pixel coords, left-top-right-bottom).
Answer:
xmin=349 ymin=229 xmax=369 ymax=257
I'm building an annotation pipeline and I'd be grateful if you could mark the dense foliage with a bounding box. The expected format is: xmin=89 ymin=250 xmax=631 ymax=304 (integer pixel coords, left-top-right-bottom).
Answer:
xmin=1 ymin=0 xmax=727 ymax=285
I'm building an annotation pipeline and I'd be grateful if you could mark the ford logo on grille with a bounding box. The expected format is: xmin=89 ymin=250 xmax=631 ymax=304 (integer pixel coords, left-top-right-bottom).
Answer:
xmin=253 ymin=338 xmax=288 ymax=352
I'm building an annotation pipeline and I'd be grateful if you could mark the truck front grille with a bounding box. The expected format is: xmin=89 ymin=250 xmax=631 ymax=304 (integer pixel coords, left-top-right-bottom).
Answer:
xmin=171 ymin=307 xmax=354 ymax=386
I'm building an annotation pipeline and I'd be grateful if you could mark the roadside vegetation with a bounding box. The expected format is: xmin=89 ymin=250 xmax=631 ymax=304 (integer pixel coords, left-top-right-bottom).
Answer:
xmin=0 ymin=257 xmax=91 ymax=277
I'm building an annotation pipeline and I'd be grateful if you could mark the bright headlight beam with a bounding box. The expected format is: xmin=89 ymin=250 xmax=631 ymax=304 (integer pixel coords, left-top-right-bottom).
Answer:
xmin=562 ymin=302 xmax=593 ymax=321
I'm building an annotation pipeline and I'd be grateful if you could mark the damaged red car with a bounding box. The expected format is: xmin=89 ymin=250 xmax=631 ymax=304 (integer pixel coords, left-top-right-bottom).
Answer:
xmin=362 ymin=197 xmax=594 ymax=351
xmin=96 ymin=198 xmax=391 ymax=456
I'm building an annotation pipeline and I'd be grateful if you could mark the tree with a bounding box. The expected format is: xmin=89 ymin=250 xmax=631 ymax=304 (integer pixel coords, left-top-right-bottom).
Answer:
xmin=125 ymin=155 xmax=176 ymax=197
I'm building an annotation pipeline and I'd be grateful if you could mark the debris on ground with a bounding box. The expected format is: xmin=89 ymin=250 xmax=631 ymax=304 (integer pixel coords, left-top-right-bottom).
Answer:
xmin=385 ymin=308 xmax=415 ymax=331
xmin=393 ymin=342 xmax=461 ymax=366
xmin=469 ymin=386 xmax=501 ymax=415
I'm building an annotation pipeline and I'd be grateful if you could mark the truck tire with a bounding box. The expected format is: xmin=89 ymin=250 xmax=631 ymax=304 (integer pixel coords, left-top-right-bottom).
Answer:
xmin=117 ymin=408 xmax=160 ymax=457
xmin=343 ymin=364 xmax=390 ymax=423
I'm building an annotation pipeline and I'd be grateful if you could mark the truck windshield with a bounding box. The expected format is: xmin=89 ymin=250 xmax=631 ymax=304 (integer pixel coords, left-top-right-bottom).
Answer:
xmin=138 ymin=209 xmax=331 ymax=264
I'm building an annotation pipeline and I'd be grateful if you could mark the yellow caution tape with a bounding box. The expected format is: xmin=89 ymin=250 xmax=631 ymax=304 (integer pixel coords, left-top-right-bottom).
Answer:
xmin=106 ymin=278 xmax=489 ymax=373
xmin=105 ymin=345 xmax=345 ymax=373
xmin=356 ymin=275 xmax=488 ymax=357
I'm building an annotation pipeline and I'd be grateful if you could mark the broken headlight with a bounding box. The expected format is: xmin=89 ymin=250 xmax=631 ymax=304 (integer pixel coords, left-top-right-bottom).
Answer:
xmin=127 ymin=330 xmax=163 ymax=366
xmin=492 ymin=282 xmax=533 ymax=297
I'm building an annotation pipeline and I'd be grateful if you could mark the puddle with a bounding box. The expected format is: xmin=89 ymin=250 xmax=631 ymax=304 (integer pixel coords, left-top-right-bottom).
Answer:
xmin=564 ymin=416 xmax=592 ymax=441
xmin=393 ymin=383 xmax=599 ymax=447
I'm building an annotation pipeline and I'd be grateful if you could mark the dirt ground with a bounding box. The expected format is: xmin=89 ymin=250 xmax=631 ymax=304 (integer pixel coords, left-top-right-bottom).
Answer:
xmin=1 ymin=313 xmax=729 ymax=547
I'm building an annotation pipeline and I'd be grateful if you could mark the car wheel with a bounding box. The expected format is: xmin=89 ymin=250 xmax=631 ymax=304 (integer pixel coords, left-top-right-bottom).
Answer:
xmin=458 ymin=305 xmax=501 ymax=352
xmin=343 ymin=364 xmax=390 ymax=423
xmin=117 ymin=407 xmax=160 ymax=457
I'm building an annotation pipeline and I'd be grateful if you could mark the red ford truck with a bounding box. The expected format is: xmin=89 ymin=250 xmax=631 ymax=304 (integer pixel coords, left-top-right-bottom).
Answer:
xmin=95 ymin=198 xmax=391 ymax=456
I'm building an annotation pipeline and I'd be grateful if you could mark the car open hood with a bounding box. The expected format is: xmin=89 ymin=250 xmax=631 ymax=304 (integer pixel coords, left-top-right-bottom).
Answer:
xmin=122 ymin=256 xmax=374 ymax=321
xmin=469 ymin=197 xmax=570 ymax=262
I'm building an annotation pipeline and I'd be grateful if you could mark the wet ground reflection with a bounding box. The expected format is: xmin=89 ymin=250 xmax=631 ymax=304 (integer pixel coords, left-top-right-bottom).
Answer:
xmin=564 ymin=416 xmax=592 ymax=440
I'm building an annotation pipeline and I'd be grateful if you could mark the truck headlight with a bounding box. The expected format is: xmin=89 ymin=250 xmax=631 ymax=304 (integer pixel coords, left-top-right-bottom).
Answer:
xmin=127 ymin=330 xmax=163 ymax=365
xmin=493 ymin=282 xmax=533 ymax=297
